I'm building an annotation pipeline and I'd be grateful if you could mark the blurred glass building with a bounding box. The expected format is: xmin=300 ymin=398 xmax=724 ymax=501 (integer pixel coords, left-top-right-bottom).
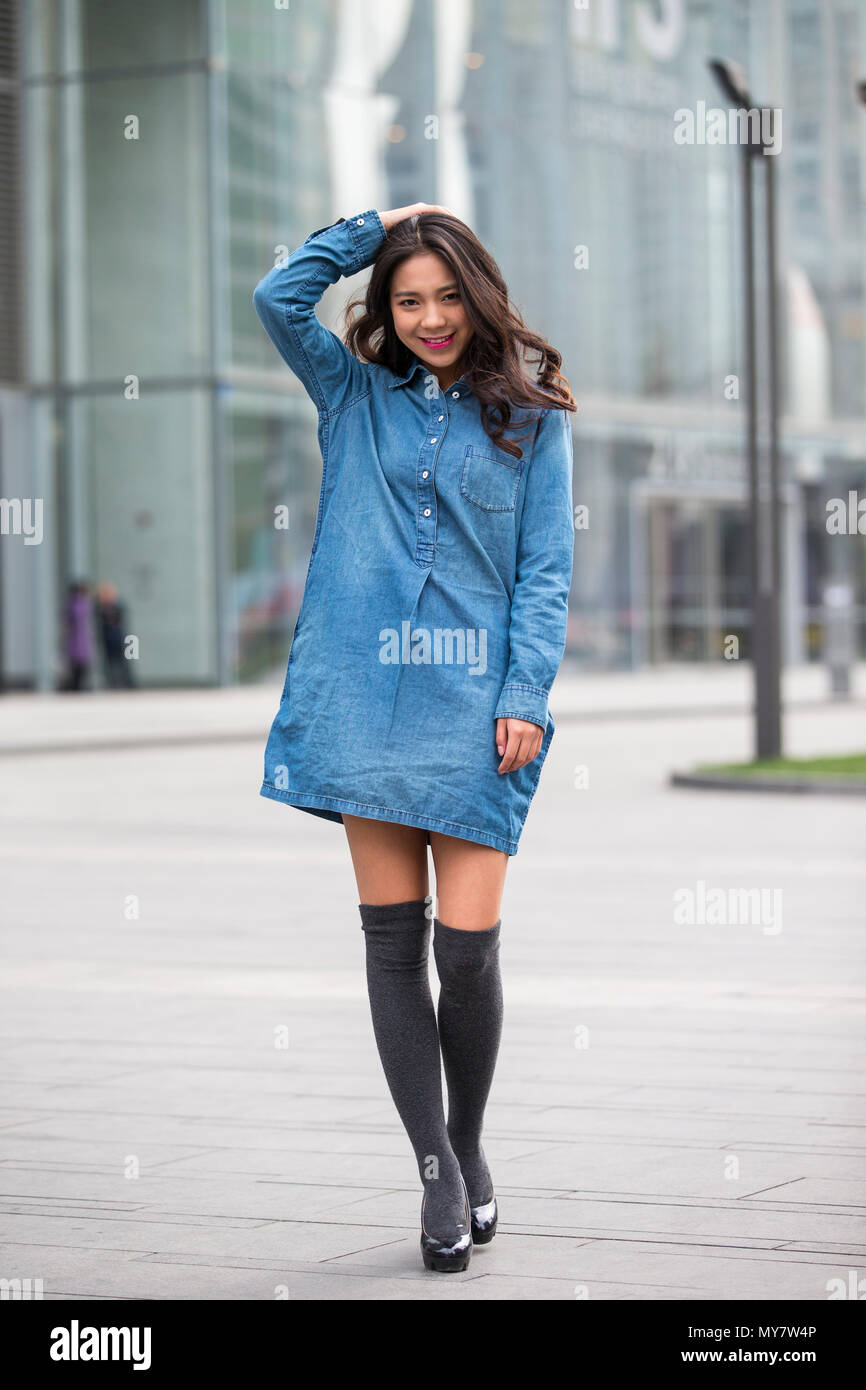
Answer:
xmin=1 ymin=0 xmax=864 ymax=688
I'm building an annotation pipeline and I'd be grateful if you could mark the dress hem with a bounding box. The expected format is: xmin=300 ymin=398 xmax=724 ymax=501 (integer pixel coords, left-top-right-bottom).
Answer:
xmin=259 ymin=782 xmax=519 ymax=856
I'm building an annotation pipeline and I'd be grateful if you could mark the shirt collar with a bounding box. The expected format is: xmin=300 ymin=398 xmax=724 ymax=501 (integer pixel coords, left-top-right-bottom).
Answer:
xmin=386 ymin=355 xmax=425 ymax=389
xmin=386 ymin=354 xmax=472 ymax=397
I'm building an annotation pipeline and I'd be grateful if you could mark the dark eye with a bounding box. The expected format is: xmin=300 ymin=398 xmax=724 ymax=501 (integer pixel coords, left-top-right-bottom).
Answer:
xmin=396 ymin=293 xmax=459 ymax=306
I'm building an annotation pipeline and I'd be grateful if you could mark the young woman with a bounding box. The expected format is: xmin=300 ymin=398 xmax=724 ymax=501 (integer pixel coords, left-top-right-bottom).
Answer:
xmin=253 ymin=203 xmax=576 ymax=1273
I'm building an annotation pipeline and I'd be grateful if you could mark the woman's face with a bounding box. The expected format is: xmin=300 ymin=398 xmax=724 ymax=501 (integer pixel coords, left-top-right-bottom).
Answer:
xmin=389 ymin=251 xmax=473 ymax=388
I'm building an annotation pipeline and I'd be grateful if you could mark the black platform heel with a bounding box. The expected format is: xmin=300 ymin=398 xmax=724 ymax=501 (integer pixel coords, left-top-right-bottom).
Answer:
xmin=420 ymin=1175 xmax=472 ymax=1273
xmin=470 ymin=1193 xmax=498 ymax=1244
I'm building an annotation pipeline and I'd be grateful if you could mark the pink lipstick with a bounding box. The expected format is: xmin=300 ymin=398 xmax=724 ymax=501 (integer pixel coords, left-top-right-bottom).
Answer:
xmin=419 ymin=333 xmax=455 ymax=351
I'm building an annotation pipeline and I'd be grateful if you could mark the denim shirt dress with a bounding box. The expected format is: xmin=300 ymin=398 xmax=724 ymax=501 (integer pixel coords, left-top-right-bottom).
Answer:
xmin=252 ymin=209 xmax=575 ymax=855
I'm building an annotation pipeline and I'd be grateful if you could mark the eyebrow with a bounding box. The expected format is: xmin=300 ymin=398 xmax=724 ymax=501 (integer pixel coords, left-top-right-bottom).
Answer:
xmin=392 ymin=282 xmax=459 ymax=297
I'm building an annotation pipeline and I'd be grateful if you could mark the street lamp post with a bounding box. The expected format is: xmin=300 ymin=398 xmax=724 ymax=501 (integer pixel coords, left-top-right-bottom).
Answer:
xmin=709 ymin=59 xmax=782 ymax=760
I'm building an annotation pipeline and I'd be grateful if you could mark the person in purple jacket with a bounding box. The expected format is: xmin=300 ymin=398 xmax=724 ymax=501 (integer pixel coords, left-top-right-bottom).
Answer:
xmin=61 ymin=580 xmax=94 ymax=692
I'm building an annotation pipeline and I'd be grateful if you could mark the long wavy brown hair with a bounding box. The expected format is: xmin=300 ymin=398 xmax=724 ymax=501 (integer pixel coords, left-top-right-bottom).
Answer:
xmin=343 ymin=211 xmax=577 ymax=460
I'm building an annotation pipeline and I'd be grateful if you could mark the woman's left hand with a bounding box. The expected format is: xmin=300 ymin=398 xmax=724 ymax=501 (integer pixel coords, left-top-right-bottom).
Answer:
xmin=495 ymin=717 xmax=544 ymax=773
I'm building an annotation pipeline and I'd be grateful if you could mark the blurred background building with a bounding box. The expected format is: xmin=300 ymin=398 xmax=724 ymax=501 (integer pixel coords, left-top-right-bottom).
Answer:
xmin=1 ymin=0 xmax=864 ymax=689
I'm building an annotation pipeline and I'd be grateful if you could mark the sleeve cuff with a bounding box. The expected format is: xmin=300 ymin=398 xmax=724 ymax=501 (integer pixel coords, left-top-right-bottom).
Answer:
xmin=302 ymin=211 xmax=386 ymax=272
xmin=493 ymin=683 xmax=549 ymax=730
xmin=345 ymin=210 xmax=387 ymax=268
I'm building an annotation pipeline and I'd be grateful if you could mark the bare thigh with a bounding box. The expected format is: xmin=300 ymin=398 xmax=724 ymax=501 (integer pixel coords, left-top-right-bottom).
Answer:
xmin=429 ymin=831 xmax=509 ymax=931
xmin=343 ymin=814 xmax=429 ymax=903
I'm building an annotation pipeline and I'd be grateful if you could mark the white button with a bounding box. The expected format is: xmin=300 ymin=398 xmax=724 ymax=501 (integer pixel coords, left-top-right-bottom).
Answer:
xmin=424 ymin=508 xmax=431 ymax=517
xmin=438 ymin=415 xmax=444 ymax=421
xmin=451 ymin=391 xmax=459 ymax=398
xmin=422 ymin=470 xmax=429 ymax=479
xmin=430 ymin=437 xmax=437 ymax=443
xmin=356 ymin=217 xmax=365 ymax=225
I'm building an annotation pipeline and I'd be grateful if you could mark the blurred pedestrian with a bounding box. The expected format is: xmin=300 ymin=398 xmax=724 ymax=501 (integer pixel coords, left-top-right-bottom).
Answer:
xmin=60 ymin=580 xmax=93 ymax=692
xmin=95 ymin=580 xmax=135 ymax=689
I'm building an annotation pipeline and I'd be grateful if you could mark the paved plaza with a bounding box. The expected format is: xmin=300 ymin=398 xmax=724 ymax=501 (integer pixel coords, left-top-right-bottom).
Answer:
xmin=1 ymin=666 xmax=864 ymax=1299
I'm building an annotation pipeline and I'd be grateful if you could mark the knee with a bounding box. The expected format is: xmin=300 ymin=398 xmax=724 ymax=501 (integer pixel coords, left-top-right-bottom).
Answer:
xmin=359 ymin=899 xmax=431 ymax=968
xmin=432 ymin=917 xmax=501 ymax=989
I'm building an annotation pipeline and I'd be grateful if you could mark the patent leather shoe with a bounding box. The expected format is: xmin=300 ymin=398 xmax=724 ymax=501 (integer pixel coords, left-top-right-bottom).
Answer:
xmin=470 ymin=1193 xmax=498 ymax=1244
xmin=420 ymin=1175 xmax=472 ymax=1273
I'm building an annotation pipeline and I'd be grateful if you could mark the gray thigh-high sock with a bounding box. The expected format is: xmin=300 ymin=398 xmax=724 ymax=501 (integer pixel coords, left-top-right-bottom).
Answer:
xmin=433 ymin=917 xmax=503 ymax=1208
xmin=358 ymin=897 xmax=467 ymax=1240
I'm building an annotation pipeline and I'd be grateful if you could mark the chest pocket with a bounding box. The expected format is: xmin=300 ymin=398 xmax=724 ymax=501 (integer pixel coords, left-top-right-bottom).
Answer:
xmin=460 ymin=444 xmax=523 ymax=513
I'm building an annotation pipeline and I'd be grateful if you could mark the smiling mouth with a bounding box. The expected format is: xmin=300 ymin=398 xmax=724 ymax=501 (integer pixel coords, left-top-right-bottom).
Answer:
xmin=419 ymin=333 xmax=455 ymax=349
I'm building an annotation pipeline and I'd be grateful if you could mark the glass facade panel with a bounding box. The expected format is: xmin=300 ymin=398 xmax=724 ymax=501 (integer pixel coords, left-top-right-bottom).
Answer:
xmin=224 ymin=390 xmax=321 ymax=683
xmin=78 ymin=0 xmax=204 ymax=72
xmin=224 ymin=0 xmax=334 ymax=76
xmin=20 ymin=0 xmax=215 ymax=686
xmin=77 ymin=390 xmax=216 ymax=682
xmin=25 ymin=0 xmax=203 ymax=77
xmin=62 ymin=71 xmax=209 ymax=384
xmin=227 ymin=75 xmax=335 ymax=373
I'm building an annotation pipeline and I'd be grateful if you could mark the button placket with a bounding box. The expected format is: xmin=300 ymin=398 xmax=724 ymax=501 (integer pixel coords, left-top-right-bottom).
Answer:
xmin=416 ymin=392 xmax=449 ymax=566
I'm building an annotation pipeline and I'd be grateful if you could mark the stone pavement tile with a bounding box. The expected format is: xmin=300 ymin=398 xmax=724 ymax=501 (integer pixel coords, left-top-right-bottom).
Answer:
xmin=140 ymin=1135 xmax=557 ymax=1185
xmin=1 ymin=1248 xmax=329 ymax=1301
xmin=403 ymin=1191 xmax=866 ymax=1245
xmin=136 ymin=1256 xmax=667 ymax=1300
xmin=5 ymin=1238 xmax=852 ymax=1299
xmin=0 ymin=1085 xmax=391 ymax=1128
xmin=4 ymin=1061 xmax=395 ymax=1107
xmin=322 ymin=1234 xmax=601 ymax=1280
xmin=779 ymin=1240 xmax=866 ymax=1255
xmin=742 ymin=1177 xmax=866 ymax=1206
xmin=594 ymin=1087 xmax=865 ymax=1123
xmin=0 ymin=1034 xmax=378 ymax=1062
xmin=509 ymin=1220 xmax=782 ymax=1249
xmin=0 ymin=1213 xmax=277 ymax=1257
xmin=61 ymin=1254 xmax=450 ymax=1301
xmin=321 ymin=1229 xmax=851 ymax=1297
xmin=569 ymin=1252 xmax=844 ymax=1301
xmin=0 ymin=1112 xmax=417 ymax=1152
xmin=0 ymin=1062 xmax=146 ymax=1086
xmin=0 ymin=1173 xmax=395 ymax=1224
xmin=0 ymin=1208 xmax=412 ymax=1265
xmin=27 ymin=1174 xmax=856 ymax=1256
xmin=1 ymin=1241 xmax=456 ymax=1300
xmin=0 ymin=1139 xmax=220 ymax=1169
xmin=0 ymin=1109 xmax=49 ymax=1130
xmin=498 ymin=1106 xmax=860 ymax=1144
xmin=7 ymin=1105 xmax=858 ymax=1170
xmin=482 ymin=1057 xmax=866 ymax=1098
xmin=485 ymin=1140 xmax=866 ymax=1196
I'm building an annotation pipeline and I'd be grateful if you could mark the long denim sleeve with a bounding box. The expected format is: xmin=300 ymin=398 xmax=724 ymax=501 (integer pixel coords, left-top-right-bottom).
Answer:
xmin=252 ymin=210 xmax=387 ymax=415
xmin=494 ymin=407 xmax=575 ymax=730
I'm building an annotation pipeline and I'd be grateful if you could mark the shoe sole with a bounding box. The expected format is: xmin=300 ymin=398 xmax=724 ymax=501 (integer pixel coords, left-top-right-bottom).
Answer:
xmin=470 ymin=1219 xmax=497 ymax=1244
xmin=421 ymin=1243 xmax=472 ymax=1273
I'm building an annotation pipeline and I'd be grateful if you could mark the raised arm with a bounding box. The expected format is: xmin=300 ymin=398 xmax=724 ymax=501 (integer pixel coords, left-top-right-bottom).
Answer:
xmin=494 ymin=407 xmax=575 ymax=733
xmin=253 ymin=204 xmax=456 ymax=416
xmin=252 ymin=211 xmax=387 ymax=415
